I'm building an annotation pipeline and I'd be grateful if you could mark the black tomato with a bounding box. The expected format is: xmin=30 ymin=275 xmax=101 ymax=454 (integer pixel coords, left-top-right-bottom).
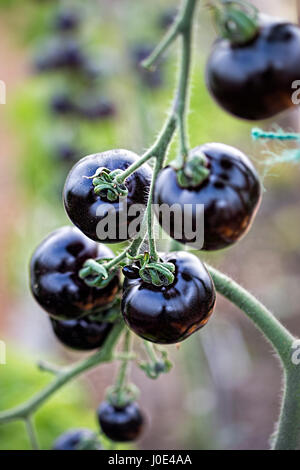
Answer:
xmin=34 ymin=39 xmax=84 ymax=73
xmin=54 ymin=142 xmax=81 ymax=164
xmin=53 ymin=9 xmax=80 ymax=32
xmin=53 ymin=429 xmax=101 ymax=450
xmin=97 ymin=401 xmax=144 ymax=442
xmin=30 ymin=226 xmax=120 ymax=320
xmin=122 ymin=251 xmax=216 ymax=344
xmin=158 ymin=8 xmax=177 ymax=31
xmin=77 ymin=98 xmax=116 ymax=120
xmin=153 ymin=143 xmax=261 ymax=251
xmin=50 ymin=93 xmax=75 ymax=115
xmin=206 ymin=17 xmax=300 ymax=120
xmin=63 ymin=150 xmax=152 ymax=243
xmin=50 ymin=311 xmax=113 ymax=351
xmin=131 ymin=44 xmax=163 ymax=89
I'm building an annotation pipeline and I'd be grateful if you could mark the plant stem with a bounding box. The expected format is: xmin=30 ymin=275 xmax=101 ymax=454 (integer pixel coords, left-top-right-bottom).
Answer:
xmin=144 ymin=341 xmax=158 ymax=363
xmin=147 ymin=156 xmax=163 ymax=260
xmin=113 ymin=0 xmax=197 ymax=186
xmin=207 ymin=265 xmax=294 ymax=365
xmin=207 ymin=265 xmax=300 ymax=449
xmin=142 ymin=0 xmax=197 ymax=69
xmin=274 ymin=367 xmax=300 ymax=450
xmin=25 ymin=417 xmax=40 ymax=450
xmin=0 ymin=321 xmax=124 ymax=424
xmin=115 ymin=329 xmax=132 ymax=405
xmin=115 ymin=152 xmax=154 ymax=184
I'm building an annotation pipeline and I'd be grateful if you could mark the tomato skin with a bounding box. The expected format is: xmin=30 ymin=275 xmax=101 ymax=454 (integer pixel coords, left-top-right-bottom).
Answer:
xmin=153 ymin=143 xmax=261 ymax=251
xmin=63 ymin=150 xmax=152 ymax=243
xmin=122 ymin=252 xmax=216 ymax=344
xmin=98 ymin=401 xmax=144 ymax=442
xmin=30 ymin=226 xmax=120 ymax=320
xmin=53 ymin=429 xmax=101 ymax=450
xmin=206 ymin=17 xmax=300 ymax=120
xmin=50 ymin=313 xmax=113 ymax=351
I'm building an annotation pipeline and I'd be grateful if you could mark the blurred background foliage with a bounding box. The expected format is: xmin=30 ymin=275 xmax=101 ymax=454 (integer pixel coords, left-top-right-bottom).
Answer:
xmin=0 ymin=0 xmax=300 ymax=450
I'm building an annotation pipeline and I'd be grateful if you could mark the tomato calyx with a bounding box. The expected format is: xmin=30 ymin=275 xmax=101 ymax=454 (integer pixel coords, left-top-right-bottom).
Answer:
xmin=85 ymin=167 xmax=128 ymax=202
xmin=139 ymin=347 xmax=173 ymax=379
xmin=209 ymin=0 xmax=259 ymax=45
xmin=173 ymin=152 xmax=210 ymax=188
xmin=106 ymin=383 xmax=139 ymax=409
xmin=124 ymin=252 xmax=175 ymax=287
xmin=79 ymin=258 xmax=118 ymax=288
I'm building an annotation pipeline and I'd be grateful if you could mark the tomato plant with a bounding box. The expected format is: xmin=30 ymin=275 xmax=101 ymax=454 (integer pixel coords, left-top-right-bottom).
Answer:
xmin=2 ymin=0 xmax=300 ymax=452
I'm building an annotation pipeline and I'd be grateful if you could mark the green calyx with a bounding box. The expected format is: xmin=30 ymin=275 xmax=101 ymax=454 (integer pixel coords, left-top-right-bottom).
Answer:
xmin=79 ymin=258 xmax=117 ymax=288
xmin=175 ymin=152 xmax=210 ymax=188
xmin=129 ymin=252 xmax=176 ymax=287
xmin=210 ymin=0 xmax=259 ymax=45
xmin=106 ymin=383 xmax=139 ymax=408
xmin=139 ymin=349 xmax=173 ymax=380
xmin=86 ymin=167 xmax=128 ymax=202
xmin=75 ymin=435 xmax=101 ymax=451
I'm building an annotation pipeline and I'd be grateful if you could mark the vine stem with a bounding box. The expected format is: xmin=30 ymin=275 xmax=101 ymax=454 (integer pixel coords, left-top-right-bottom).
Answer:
xmin=25 ymin=417 xmax=40 ymax=450
xmin=115 ymin=328 xmax=132 ymax=405
xmin=113 ymin=0 xmax=197 ymax=186
xmin=206 ymin=265 xmax=300 ymax=449
xmin=0 ymin=321 xmax=124 ymax=425
xmin=144 ymin=341 xmax=158 ymax=363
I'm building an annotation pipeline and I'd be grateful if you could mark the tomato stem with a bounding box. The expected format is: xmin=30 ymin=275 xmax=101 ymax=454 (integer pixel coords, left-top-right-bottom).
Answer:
xmin=206 ymin=265 xmax=300 ymax=449
xmin=0 ymin=321 xmax=125 ymax=425
xmin=113 ymin=329 xmax=133 ymax=406
xmin=24 ymin=417 xmax=40 ymax=450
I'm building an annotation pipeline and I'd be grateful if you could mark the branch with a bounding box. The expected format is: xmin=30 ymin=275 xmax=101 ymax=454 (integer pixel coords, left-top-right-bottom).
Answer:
xmin=207 ymin=265 xmax=294 ymax=366
xmin=142 ymin=0 xmax=198 ymax=69
xmin=0 ymin=321 xmax=125 ymax=425
xmin=207 ymin=265 xmax=300 ymax=450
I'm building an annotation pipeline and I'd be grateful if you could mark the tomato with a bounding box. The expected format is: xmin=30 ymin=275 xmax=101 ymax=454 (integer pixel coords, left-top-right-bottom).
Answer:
xmin=206 ymin=17 xmax=300 ymax=120
xmin=50 ymin=312 xmax=113 ymax=351
xmin=63 ymin=150 xmax=152 ymax=243
xmin=30 ymin=226 xmax=119 ymax=320
xmin=122 ymin=251 xmax=216 ymax=344
xmin=97 ymin=401 xmax=144 ymax=442
xmin=153 ymin=143 xmax=261 ymax=251
xmin=53 ymin=429 xmax=101 ymax=450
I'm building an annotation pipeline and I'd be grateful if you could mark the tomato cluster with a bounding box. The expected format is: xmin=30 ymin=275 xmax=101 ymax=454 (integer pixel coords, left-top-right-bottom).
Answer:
xmin=28 ymin=3 xmax=300 ymax=448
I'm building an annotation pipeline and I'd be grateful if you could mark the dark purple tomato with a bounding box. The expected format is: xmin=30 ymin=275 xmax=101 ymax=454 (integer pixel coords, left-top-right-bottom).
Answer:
xmin=54 ymin=142 xmax=81 ymax=164
xmin=206 ymin=17 xmax=300 ymax=120
xmin=53 ymin=429 xmax=101 ymax=450
xmin=50 ymin=311 xmax=113 ymax=351
xmin=34 ymin=39 xmax=84 ymax=72
xmin=97 ymin=401 xmax=144 ymax=442
xmin=53 ymin=9 xmax=80 ymax=32
xmin=158 ymin=8 xmax=177 ymax=30
xmin=50 ymin=93 xmax=75 ymax=115
xmin=153 ymin=143 xmax=261 ymax=251
xmin=63 ymin=150 xmax=152 ymax=243
xmin=76 ymin=98 xmax=116 ymax=120
xmin=131 ymin=44 xmax=163 ymax=89
xmin=30 ymin=226 xmax=120 ymax=320
xmin=122 ymin=251 xmax=216 ymax=344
